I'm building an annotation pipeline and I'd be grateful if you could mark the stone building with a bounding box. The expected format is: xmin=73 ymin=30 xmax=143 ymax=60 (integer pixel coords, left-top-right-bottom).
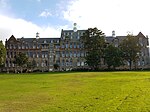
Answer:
xmin=105 ymin=31 xmax=149 ymax=69
xmin=59 ymin=29 xmax=87 ymax=71
xmin=5 ymin=33 xmax=60 ymax=72
xmin=5 ymin=29 xmax=149 ymax=72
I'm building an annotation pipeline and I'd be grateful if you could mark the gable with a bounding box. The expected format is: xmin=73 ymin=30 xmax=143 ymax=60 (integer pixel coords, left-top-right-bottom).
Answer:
xmin=7 ymin=35 xmax=17 ymax=43
xmin=137 ymin=32 xmax=146 ymax=39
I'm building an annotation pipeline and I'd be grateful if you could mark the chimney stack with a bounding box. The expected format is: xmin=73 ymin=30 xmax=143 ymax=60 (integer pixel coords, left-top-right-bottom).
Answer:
xmin=36 ymin=32 xmax=40 ymax=39
xmin=112 ymin=30 xmax=115 ymax=37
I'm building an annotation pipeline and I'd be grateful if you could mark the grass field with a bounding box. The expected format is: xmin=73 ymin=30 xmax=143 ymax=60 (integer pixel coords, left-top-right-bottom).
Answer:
xmin=0 ymin=72 xmax=150 ymax=112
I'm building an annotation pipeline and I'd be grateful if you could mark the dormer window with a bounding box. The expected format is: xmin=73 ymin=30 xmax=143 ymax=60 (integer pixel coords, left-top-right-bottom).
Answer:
xmin=44 ymin=40 xmax=46 ymax=43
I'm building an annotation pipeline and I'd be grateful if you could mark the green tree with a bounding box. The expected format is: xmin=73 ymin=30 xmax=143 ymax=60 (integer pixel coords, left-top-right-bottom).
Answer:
xmin=14 ymin=52 xmax=28 ymax=73
xmin=53 ymin=63 xmax=59 ymax=70
xmin=85 ymin=50 xmax=101 ymax=70
xmin=0 ymin=41 xmax=6 ymax=68
xmin=120 ymin=34 xmax=141 ymax=70
xmin=81 ymin=27 xmax=106 ymax=70
xmin=27 ymin=60 xmax=37 ymax=72
xmin=104 ymin=45 xmax=124 ymax=70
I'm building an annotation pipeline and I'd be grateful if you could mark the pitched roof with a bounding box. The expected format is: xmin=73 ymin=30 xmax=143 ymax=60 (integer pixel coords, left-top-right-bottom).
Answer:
xmin=137 ymin=32 xmax=145 ymax=38
xmin=17 ymin=37 xmax=60 ymax=43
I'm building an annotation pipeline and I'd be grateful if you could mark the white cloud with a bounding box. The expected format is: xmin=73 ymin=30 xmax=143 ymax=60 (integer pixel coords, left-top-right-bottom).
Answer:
xmin=63 ymin=0 xmax=150 ymax=36
xmin=39 ymin=10 xmax=52 ymax=17
xmin=0 ymin=15 xmax=61 ymax=43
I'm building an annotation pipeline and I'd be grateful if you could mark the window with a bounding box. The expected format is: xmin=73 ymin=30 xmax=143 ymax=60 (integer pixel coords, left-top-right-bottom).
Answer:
xmin=74 ymin=43 xmax=76 ymax=48
xmin=138 ymin=61 xmax=140 ymax=66
xmin=55 ymin=45 xmax=59 ymax=49
xmin=29 ymin=52 xmax=33 ymax=58
xmin=26 ymin=45 xmax=28 ymax=49
xmin=62 ymin=43 xmax=65 ymax=48
xmin=56 ymin=51 xmax=60 ymax=57
xmin=32 ymin=45 xmax=35 ymax=49
xmin=10 ymin=45 xmax=12 ymax=49
xmin=62 ymin=51 xmax=65 ymax=57
xmin=74 ymin=51 xmax=76 ymax=57
xmin=81 ymin=62 xmax=84 ymax=66
xmin=115 ymin=44 xmax=118 ymax=47
xmin=77 ymin=51 xmax=80 ymax=57
xmin=66 ymin=59 xmax=69 ymax=66
xmin=33 ymin=53 xmax=35 ymax=58
xmin=41 ymin=62 xmax=44 ymax=67
xmin=66 ymin=43 xmax=68 ymax=48
xmin=18 ymin=45 xmax=21 ymax=49
xmin=62 ymin=59 xmax=65 ymax=66
xmin=37 ymin=45 xmax=40 ymax=49
xmin=13 ymin=45 xmax=16 ymax=49
xmin=81 ymin=51 xmax=84 ymax=57
xmin=45 ymin=54 xmax=48 ymax=58
xmin=37 ymin=63 xmax=39 ymax=67
xmin=66 ymin=51 xmax=69 ymax=57
xmin=70 ymin=51 xmax=72 ymax=57
xmin=141 ymin=52 xmax=144 ymax=56
xmin=70 ymin=43 xmax=72 ymax=48
xmin=22 ymin=45 xmax=25 ymax=49
xmin=37 ymin=53 xmax=39 ymax=58
xmin=77 ymin=60 xmax=80 ymax=66
xmin=142 ymin=60 xmax=145 ymax=66
xmin=77 ymin=43 xmax=80 ymax=48
xmin=70 ymin=58 xmax=73 ymax=66
xmin=42 ymin=54 xmax=44 ymax=58
xmin=77 ymin=36 xmax=80 ymax=39
xmin=139 ymin=38 xmax=143 ymax=46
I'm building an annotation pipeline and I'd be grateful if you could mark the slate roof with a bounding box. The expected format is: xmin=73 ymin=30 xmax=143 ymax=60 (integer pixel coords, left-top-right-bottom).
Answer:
xmin=17 ymin=37 xmax=60 ymax=43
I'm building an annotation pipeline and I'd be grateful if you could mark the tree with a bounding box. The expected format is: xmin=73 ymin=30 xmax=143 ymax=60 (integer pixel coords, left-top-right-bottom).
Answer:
xmin=53 ymin=63 xmax=59 ymax=70
xmin=27 ymin=60 xmax=37 ymax=72
xmin=81 ymin=27 xmax=106 ymax=70
xmin=85 ymin=50 xmax=101 ymax=70
xmin=104 ymin=45 xmax=124 ymax=70
xmin=120 ymin=34 xmax=141 ymax=70
xmin=14 ymin=52 xmax=28 ymax=73
xmin=0 ymin=41 xmax=6 ymax=68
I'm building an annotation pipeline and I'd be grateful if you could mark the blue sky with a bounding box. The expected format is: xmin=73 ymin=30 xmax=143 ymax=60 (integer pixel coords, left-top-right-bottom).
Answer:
xmin=0 ymin=0 xmax=150 ymax=43
xmin=1 ymin=0 xmax=69 ymax=26
xmin=9 ymin=0 xmax=68 ymax=26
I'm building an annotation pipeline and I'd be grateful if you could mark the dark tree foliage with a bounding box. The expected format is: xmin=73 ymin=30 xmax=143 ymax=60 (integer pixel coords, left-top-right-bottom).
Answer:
xmin=120 ymin=34 xmax=141 ymax=70
xmin=27 ymin=60 xmax=37 ymax=72
xmin=53 ymin=63 xmax=59 ymax=70
xmin=81 ymin=27 xmax=106 ymax=70
xmin=85 ymin=50 xmax=101 ymax=70
xmin=104 ymin=45 xmax=124 ymax=70
xmin=0 ymin=41 xmax=6 ymax=67
xmin=14 ymin=52 xmax=28 ymax=73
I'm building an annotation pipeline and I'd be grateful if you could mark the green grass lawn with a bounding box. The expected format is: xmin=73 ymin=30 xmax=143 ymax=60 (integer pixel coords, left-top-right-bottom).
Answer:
xmin=0 ymin=72 xmax=150 ymax=112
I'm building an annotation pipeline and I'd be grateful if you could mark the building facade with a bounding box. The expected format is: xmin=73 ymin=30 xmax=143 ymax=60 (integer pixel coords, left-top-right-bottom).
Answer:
xmin=105 ymin=31 xmax=149 ymax=69
xmin=5 ymin=30 xmax=149 ymax=72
